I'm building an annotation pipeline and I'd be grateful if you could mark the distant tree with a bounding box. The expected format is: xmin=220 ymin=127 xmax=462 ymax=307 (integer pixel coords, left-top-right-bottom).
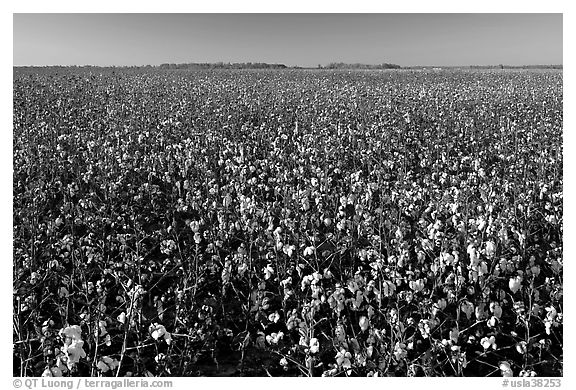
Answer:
xmin=325 ymin=62 xmax=401 ymax=70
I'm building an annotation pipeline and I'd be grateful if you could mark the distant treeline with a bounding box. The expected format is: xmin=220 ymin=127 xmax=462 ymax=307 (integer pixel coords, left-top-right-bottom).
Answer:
xmin=322 ymin=62 xmax=402 ymax=69
xmin=14 ymin=63 xmax=561 ymax=73
xmin=158 ymin=62 xmax=288 ymax=69
xmin=469 ymin=65 xmax=562 ymax=70
xmin=14 ymin=63 xmax=289 ymax=72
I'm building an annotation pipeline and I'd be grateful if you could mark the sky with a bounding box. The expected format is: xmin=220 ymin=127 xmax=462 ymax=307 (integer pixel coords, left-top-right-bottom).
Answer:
xmin=13 ymin=13 xmax=563 ymax=67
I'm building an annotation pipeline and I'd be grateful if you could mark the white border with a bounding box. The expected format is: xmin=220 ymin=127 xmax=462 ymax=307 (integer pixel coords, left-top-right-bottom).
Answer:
xmin=3 ymin=2 xmax=572 ymax=390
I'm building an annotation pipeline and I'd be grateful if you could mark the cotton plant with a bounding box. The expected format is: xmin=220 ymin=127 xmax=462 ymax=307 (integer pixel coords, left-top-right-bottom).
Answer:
xmin=13 ymin=67 xmax=562 ymax=377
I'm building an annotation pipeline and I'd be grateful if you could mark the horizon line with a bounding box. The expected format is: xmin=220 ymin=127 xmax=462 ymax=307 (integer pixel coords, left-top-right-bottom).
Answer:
xmin=13 ymin=62 xmax=564 ymax=68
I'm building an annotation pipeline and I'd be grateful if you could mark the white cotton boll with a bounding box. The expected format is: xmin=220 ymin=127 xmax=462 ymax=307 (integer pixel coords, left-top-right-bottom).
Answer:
xmin=478 ymin=217 xmax=486 ymax=231
xmin=499 ymin=361 xmax=513 ymax=377
xmin=442 ymin=252 xmax=454 ymax=266
xmin=303 ymin=246 xmax=315 ymax=256
xmin=283 ymin=244 xmax=295 ymax=257
xmin=460 ymin=300 xmax=474 ymax=320
xmin=274 ymin=226 xmax=282 ymax=237
xmin=451 ymin=203 xmax=458 ymax=214
xmin=487 ymin=316 xmax=498 ymax=328
xmin=485 ymin=241 xmax=496 ymax=258
xmin=509 ymin=275 xmax=522 ymax=294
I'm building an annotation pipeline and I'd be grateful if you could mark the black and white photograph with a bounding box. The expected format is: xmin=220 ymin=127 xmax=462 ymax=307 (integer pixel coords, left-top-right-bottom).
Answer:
xmin=11 ymin=7 xmax=565 ymax=382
